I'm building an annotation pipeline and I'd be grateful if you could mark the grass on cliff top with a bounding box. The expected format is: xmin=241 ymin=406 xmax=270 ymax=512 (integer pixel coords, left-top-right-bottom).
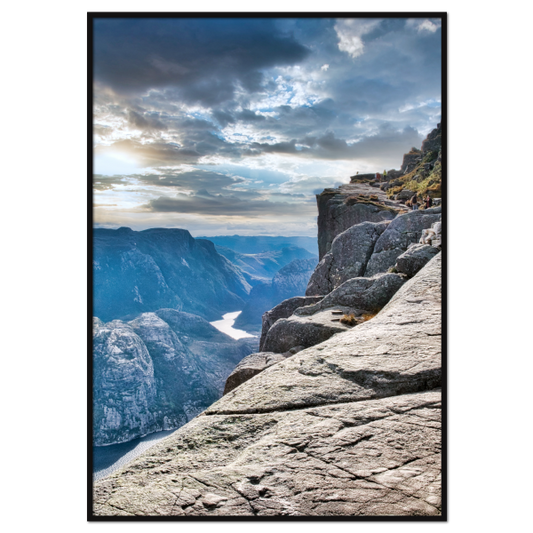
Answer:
xmin=344 ymin=195 xmax=398 ymax=213
xmin=386 ymin=159 xmax=442 ymax=199
xmin=350 ymin=177 xmax=374 ymax=184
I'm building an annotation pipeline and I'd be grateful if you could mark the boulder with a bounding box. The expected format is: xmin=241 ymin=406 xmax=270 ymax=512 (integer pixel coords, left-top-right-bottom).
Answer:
xmin=395 ymin=244 xmax=440 ymax=278
xmin=364 ymin=208 xmax=441 ymax=277
xmin=396 ymin=189 xmax=415 ymax=201
xmin=261 ymin=309 xmax=357 ymax=354
xmin=306 ymin=220 xmax=390 ymax=296
xmin=259 ymin=295 xmax=323 ymax=351
xmin=224 ymin=352 xmax=290 ymax=395
xmin=298 ymin=273 xmax=405 ymax=317
xmin=381 ymin=179 xmax=405 ymax=191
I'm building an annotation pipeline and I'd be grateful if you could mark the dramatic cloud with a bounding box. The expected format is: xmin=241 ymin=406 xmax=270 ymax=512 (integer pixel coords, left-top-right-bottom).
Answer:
xmin=94 ymin=18 xmax=310 ymax=104
xmin=92 ymin=16 xmax=442 ymax=235
xmin=133 ymin=169 xmax=245 ymax=192
xmin=95 ymin=139 xmax=200 ymax=167
xmin=127 ymin=110 xmax=168 ymax=132
xmin=93 ymin=174 xmax=129 ymax=191
xmin=334 ymin=19 xmax=382 ymax=58
xmin=143 ymin=192 xmax=317 ymax=218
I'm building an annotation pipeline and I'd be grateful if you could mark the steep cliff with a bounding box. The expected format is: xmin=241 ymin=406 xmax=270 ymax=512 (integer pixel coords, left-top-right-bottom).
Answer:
xmin=93 ymin=310 xmax=257 ymax=446
xmin=315 ymin=123 xmax=442 ymax=261
xmin=93 ymin=124 xmax=443 ymax=516
xmin=316 ymin=186 xmax=398 ymax=259
xmin=93 ymin=254 xmax=442 ymax=516
xmin=93 ymin=227 xmax=251 ymax=322
xmin=307 ymin=207 xmax=441 ymax=294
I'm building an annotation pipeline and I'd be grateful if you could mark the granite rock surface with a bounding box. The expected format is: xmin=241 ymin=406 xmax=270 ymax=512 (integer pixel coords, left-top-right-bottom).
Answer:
xmin=259 ymin=296 xmax=323 ymax=351
xmin=261 ymin=309 xmax=356 ymax=354
xmin=94 ymin=254 xmax=442 ymax=516
xmin=299 ymin=273 xmax=406 ymax=318
xmin=316 ymin=186 xmax=398 ymax=260
xmin=224 ymin=352 xmax=291 ymax=395
xmin=306 ymin=220 xmax=390 ymax=296
xmin=364 ymin=209 xmax=441 ymax=277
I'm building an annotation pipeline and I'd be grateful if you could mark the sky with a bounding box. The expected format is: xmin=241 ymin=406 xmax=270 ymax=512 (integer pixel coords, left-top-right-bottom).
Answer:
xmin=92 ymin=16 xmax=442 ymax=237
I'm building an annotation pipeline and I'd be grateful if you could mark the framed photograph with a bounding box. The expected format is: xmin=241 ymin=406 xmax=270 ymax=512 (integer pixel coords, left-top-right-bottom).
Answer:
xmin=89 ymin=12 xmax=446 ymax=520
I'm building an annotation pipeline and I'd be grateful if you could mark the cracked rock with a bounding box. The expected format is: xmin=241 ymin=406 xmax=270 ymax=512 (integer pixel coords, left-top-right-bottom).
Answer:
xmin=261 ymin=309 xmax=359 ymax=354
xmin=364 ymin=209 xmax=442 ymax=277
xmin=306 ymin=220 xmax=391 ymax=296
xmin=259 ymin=295 xmax=323 ymax=351
xmin=395 ymin=244 xmax=440 ymax=278
xmin=94 ymin=254 xmax=442 ymax=517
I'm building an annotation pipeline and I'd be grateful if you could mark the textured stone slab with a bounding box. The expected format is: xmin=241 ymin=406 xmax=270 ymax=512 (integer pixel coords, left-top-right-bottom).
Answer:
xmin=224 ymin=352 xmax=290 ymax=395
xmin=94 ymin=390 xmax=441 ymax=516
xmin=93 ymin=253 xmax=442 ymax=517
xmin=209 ymin=254 xmax=440 ymax=415
xmin=395 ymin=244 xmax=440 ymax=278
xmin=262 ymin=309 xmax=357 ymax=354
xmin=259 ymin=296 xmax=323 ymax=351
xmin=301 ymin=273 xmax=405 ymax=318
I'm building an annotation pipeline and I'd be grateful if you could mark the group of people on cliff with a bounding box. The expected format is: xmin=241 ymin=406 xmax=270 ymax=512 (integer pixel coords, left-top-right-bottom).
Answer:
xmin=375 ymin=170 xmax=387 ymax=182
xmin=410 ymin=194 xmax=433 ymax=210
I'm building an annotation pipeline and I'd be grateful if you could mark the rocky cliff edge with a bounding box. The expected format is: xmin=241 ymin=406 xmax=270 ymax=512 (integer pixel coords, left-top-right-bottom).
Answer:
xmin=94 ymin=253 xmax=442 ymax=517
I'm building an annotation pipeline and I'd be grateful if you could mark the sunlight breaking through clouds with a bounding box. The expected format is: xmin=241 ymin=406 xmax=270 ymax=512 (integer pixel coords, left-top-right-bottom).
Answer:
xmin=92 ymin=16 xmax=442 ymax=235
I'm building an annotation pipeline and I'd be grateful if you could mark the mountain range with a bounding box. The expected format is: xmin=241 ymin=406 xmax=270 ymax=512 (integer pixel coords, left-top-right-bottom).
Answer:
xmin=198 ymin=235 xmax=318 ymax=255
xmin=93 ymin=229 xmax=318 ymax=446
xmin=233 ymin=257 xmax=318 ymax=332
xmin=213 ymin=245 xmax=316 ymax=286
xmin=93 ymin=227 xmax=251 ymax=322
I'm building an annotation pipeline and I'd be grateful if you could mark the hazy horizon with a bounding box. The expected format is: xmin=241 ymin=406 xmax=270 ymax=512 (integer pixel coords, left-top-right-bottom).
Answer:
xmin=93 ymin=224 xmax=318 ymax=240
